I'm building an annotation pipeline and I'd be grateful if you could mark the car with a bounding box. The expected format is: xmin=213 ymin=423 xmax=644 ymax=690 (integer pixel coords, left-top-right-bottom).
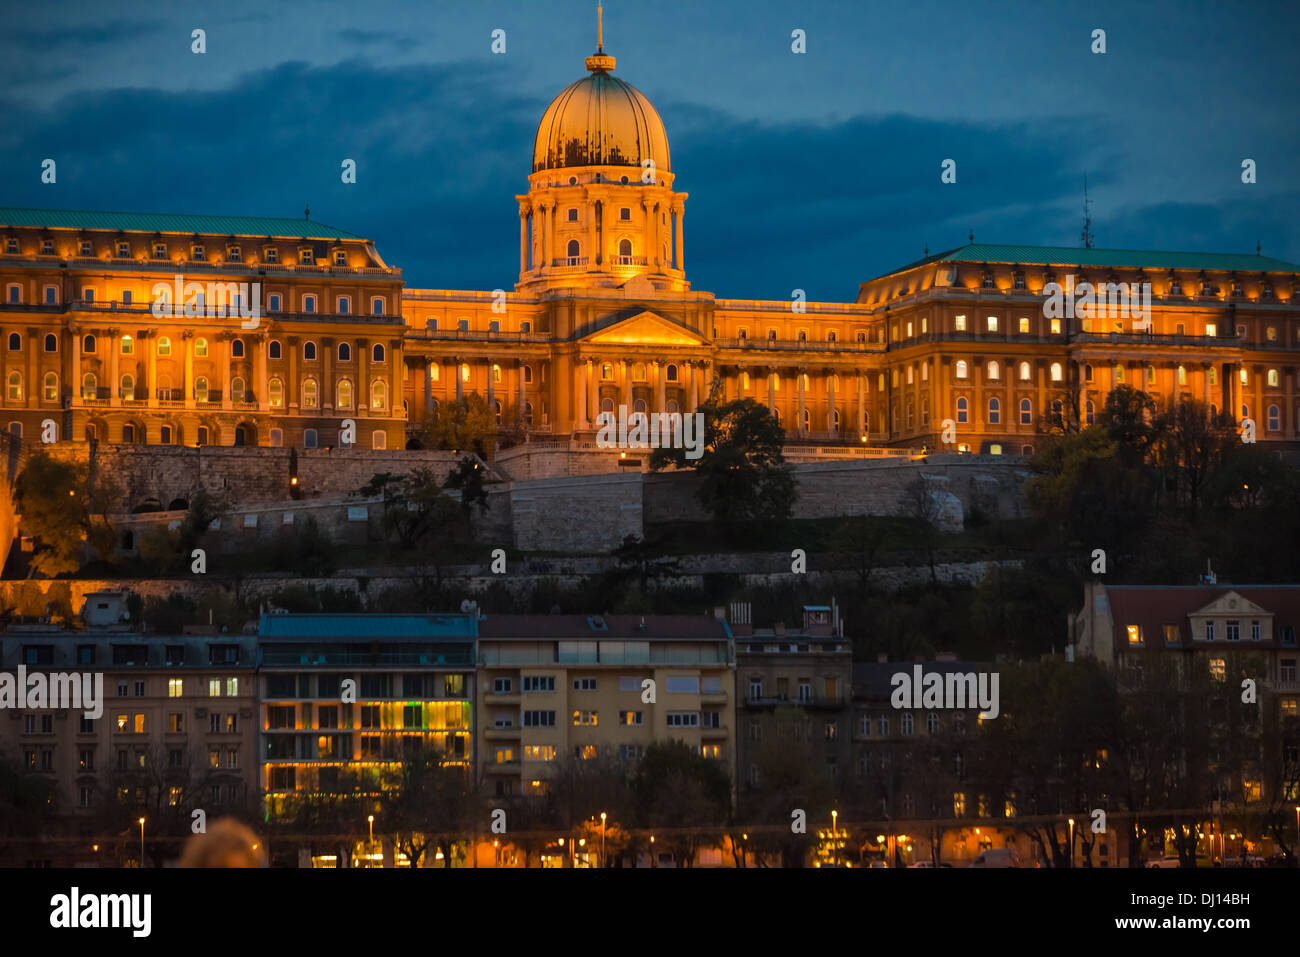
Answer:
xmin=1147 ymin=855 xmax=1182 ymax=868
xmin=969 ymin=848 xmax=1021 ymax=868
xmin=907 ymin=860 xmax=954 ymax=868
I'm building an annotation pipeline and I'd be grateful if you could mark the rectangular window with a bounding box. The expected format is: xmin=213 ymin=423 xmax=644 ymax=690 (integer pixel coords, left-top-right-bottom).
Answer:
xmin=572 ymin=677 xmax=597 ymax=691
xmin=665 ymin=676 xmax=700 ymax=694
xmin=1206 ymin=621 xmax=1215 ymax=641
xmin=618 ymin=710 xmax=643 ymax=725
xmin=1210 ymin=658 xmax=1226 ymax=682
xmin=522 ymin=710 xmax=556 ymax=727
xmin=521 ymin=675 xmax=555 ymax=692
xmin=523 ymin=745 xmax=555 ymax=762
xmin=572 ymin=710 xmax=598 ymax=726
xmin=666 ymin=711 xmax=700 ymax=727
xmin=1251 ymin=620 xmax=1261 ymax=641
xmin=1226 ymin=621 xmax=1240 ymax=642
xmin=169 ymin=713 xmax=183 ymax=733
xmin=168 ymin=678 xmax=183 ymax=698
xmin=1126 ymin=625 xmax=1142 ymax=645
xmin=493 ymin=677 xmax=512 ymax=694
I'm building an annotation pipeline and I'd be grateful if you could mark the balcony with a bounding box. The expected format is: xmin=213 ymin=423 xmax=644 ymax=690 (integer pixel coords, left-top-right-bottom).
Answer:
xmin=715 ymin=337 xmax=885 ymax=354
xmin=744 ymin=695 xmax=845 ymax=711
xmin=700 ymin=724 xmax=728 ymax=738
xmin=610 ymin=255 xmax=648 ymax=266
xmin=549 ymin=256 xmax=589 ymax=268
xmin=484 ymin=726 xmax=521 ymax=740
xmin=1069 ymin=331 xmax=1240 ymax=349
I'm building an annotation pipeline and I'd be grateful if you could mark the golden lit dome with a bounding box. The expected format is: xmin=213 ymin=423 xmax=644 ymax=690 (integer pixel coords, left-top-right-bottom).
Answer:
xmin=532 ymin=37 xmax=670 ymax=174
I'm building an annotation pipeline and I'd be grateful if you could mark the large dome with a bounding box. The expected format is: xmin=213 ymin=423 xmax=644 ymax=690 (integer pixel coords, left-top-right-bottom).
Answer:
xmin=532 ymin=59 xmax=671 ymax=174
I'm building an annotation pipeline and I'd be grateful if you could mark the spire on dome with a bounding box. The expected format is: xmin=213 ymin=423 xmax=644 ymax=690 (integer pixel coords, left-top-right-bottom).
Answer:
xmin=586 ymin=3 xmax=616 ymax=72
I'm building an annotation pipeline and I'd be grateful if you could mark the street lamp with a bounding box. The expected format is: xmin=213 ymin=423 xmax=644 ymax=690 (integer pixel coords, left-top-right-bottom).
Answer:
xmin=649 ymin=834 xmax=655 ymax=869
xmin=600 ymin=812 xmax=607 ymax=867
xmin=138 ymin=817 xmax=145 ymax=866
xmin=368 ymin=814 xmax=374 ymax=843
xmin=1068 ymin=818 xmax=1075 ymax=869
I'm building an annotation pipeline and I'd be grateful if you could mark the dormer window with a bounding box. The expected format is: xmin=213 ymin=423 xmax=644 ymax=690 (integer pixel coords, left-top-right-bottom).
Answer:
xmin=41 ymin=240 xmax=54 ymax=255
xmin=5 ymin=238 xmax=17 ymax=254
xmin=116 ymin=241 xmax=130 ymax=258
xmin=152 ymin=242 xmax=168 ymax=259
xmin=299 ymin=248 xmax=314 ymax=265
xmin=981 ymin=272 xmax=995 ymax=288
xmin=79 ymin=240 xmax=92 ymax=257
xmin=191 ymin=244 xmax=206 ymax=261
xmin=333 ymin=250 xmax=347 ymax=266
xmin=264 ymin=246 xmax=278 ymax=263
xmin=1013 ymin=272 xmax=1025 ymax=289
xmin=1261 ymin=281 xmax=1274 ymax=298
xmin=227 ymin=245 xmax=241 ymax=262
xmin=1231 ymin=281 xmax=1243 ymax=298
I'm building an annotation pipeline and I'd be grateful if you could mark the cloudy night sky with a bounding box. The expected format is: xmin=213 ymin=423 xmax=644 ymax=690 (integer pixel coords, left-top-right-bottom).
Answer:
xmin=2 ymin=0 xmax=1297 ymax=300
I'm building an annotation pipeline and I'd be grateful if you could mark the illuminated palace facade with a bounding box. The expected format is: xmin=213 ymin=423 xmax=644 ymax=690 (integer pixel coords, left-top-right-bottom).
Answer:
xmin=4 ymin=39 xmax=1300 ymax=457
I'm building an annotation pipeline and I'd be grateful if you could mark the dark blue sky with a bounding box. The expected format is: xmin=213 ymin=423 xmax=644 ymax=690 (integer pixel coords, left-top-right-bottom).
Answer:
xmin=2 ymin=0 xmax=1297 ymax=300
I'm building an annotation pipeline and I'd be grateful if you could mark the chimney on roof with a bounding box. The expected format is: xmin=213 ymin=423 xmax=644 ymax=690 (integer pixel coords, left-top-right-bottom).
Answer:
xmin=728 ymin=601 xmax=753 ymax=637
xmin=1200 ymin=560 xmax=1217 ymax=585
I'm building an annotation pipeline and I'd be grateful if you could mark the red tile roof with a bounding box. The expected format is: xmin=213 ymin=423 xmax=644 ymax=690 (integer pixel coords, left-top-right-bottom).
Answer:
xmin=1100 ymin=585 xmax=1300 ymax=654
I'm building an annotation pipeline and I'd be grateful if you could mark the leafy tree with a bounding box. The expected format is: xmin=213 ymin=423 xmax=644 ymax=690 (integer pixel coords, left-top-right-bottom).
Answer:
xmin=633 ymin=739 xmax=731 ymax=867
xmin=444 ymin=456 xmax=490 ymax=515
xmin=14 ymin=454 xmax=121 ymax=575
xmin=358 ymin=469 xmax=462 ymax=551
xmin=380 ymin=748 xmax=480 ymax=869
xmin=649 ymin=397 xmax=796 ymax=525
xmin=0 ymin=760 xmax=58 ymax=861
xmin=744 ymin=705 xmax=834 ymax=867
xmin=420 ymin=393 xmax=499 ymax=458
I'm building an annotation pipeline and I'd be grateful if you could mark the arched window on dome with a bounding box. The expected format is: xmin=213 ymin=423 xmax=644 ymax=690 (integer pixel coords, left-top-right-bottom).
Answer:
xmin=955 ymin=360 xmax=968 ymax=380
xmin=955 ymin=396 xmax=968 ymax=424
xmin=987 ymin=397 xmax=1000 ymax=424
xmin=618 ymin=239 xmax=632 ymax=260
xmin=1020 ymin=398 xmax=1032 ymax=424
xmin=666 ymin=364 xmax=678 ymax=383
xmin=566 ymin=239 xmax=580 ymax=263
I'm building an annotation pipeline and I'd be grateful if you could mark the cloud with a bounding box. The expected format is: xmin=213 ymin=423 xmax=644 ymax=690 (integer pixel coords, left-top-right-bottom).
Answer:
xmin=337 ymin=28 xmax=418 ymax=53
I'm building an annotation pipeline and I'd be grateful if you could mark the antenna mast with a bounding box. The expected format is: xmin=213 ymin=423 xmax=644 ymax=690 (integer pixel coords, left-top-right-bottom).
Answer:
xmin=1081 ymin=175 xmax=1094 ymax=249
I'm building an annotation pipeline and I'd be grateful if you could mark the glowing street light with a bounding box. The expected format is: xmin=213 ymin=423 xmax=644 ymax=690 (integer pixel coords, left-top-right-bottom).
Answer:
xmin=601 ymin=812 xmax=607 ymax=867
xmin=368 ymin=814 xmax=374 ymax=843
xmin=138 ymin=817 xmax=145 ymax=865
xmin=1068 ymin=818 xmax=1075 ymax=868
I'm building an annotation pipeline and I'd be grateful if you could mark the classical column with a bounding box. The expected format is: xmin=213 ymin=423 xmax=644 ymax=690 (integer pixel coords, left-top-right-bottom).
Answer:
xmin=518 ymin=206 xmax=529 ymax=273
xmin=358 ymin=338 xmax=369 ymax=412
xmin=220 ymin=335 xmax=231 ymax=409
xmin=768 ymin=368 xmax=776 ymax=413
xmin=857 ymin=373 xmax=865 ymax=438
xmin=486 ymin=358 xmax=495 ymax=413
xmin=688 ymin=362 xmax=700 ymax=412
xmin=182 ymin=331 xmax=194 ymax=409
xmin=518 ymin=358 xmax=527 ymax=419
xmin=655 ymin=361 xmax=666 ymax=412
xmin=108 ymin=328 xmax=121 ymax=407
xmin=620 ymin=359 xmax=631 ymax=410
xmin=587 ymin=194 xmax=598 ymax=268
xmin=256 ymin=335 xmax=269 ymax=412
xmin=588 ymin=358 xmax=599 ymax=423
xmin=595 ymin=201 xmax=604 ymax=266
xmin=673 ymin=203 xmax=684 ymax=271
xmin=70 ymin=327 xmax=81 ymax=405
xmin=425 ymin=358 xmax=434 ymax=413
xmin=288 ymin=336 xmax=300 ymax=411
xmin=827 ymin=370 xmax=836 ymax=436
xmin=454 ymin=356 xmax=464 ymax=405
xmin=797 ymin=368 xmax=806 ymax=435
xmin=574 ymin=361 xmax=585 ymax=429
xmin=147 ymin=332 xmax=159 ymax=408
xmin=1201 ymin=361 xmax=1210 ymax=409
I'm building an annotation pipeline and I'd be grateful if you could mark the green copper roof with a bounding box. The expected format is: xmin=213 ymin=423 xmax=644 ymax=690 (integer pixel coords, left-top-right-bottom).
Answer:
xmin=258 ymin=613 xmax=477 ymax=641
xmin=881 ymin=243 xmax=1300 ymax=279
xmin=0 ymin=206 xmax=366 ymax=240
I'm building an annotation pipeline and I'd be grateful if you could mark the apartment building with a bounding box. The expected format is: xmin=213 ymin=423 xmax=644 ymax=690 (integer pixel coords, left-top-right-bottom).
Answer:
xmin=474 ymin=613 xmax=735 ymax=799
xmin=0 ymin=590 xmax=258 ymax=865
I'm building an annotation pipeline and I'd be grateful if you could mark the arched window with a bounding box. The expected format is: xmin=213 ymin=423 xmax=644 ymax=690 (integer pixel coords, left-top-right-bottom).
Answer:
xmin=987 ymin=360 xmax=999 ymax=380
xmin=268 ymin=377 xmax=283 ymax=408
xmin=157 ymin=336 xmax=172 ymax=357
xmin=666 ymin=364 xmax=678 ymax=382
xmin=955 ymin=360 xmax=968 ymax=379
xmin=269 ymin=428 xmax=282 ymax=448
xmin=1268 ymin=368 xmax=1279 ymax=387
xmin=856 ymin=332 xmax=866 ymax=343
xmin=1207 ymin=367 xmax=1215 ymax=386
xmin=230 ymin=377 xmax=246 ymax=403
xmin=523 ymin=364 xmax=533 ymax=384
xmin=491 ymin=399 xmax=502 ymax=425
xmin=338 ymin=342 xmax=351 ymax=362
xmin=800 ymin=409 xmax=810 ymax=431
xmin=371 ymin=380 xmax=386 ymax=411
xmin=1050 ymin=362 xmax=1063 ymax=382
xmin=567 ymin=239 xmax=580 ymax=258
xmin=118 ymin=373 xmax=132 ymax=400
xmin=1177 ymin=364 xmax=1187 ymax=386
xmin=304 ymin=341 xmax=317 ymax=361
xmin=372 ymin=430 xmax=387 ymax=450
xmin=158 ymin=374 xmax=172 ymax=402
xmin=194 ymin=338 xmax=208 ymax=357
xmin=460 ymin=363 xmax=470 ymax=382
xmin=600 ymin=397 xmax=614 ymax=413
xmin=1086 ymin=400 xmax=1096 ymax=425
xmin=232 ymin=338 xmax=245 ymax=358
xmin=304 ymin=428 xmax=318 ymax=449
xmin=337 ymin=379 xmax=353 ymax=409
xmin=618 ymin=239 xmax=632 ymax=257
xmin=1268 ymin=404 xmax=1281 ymax=431
xmin=921 ymin=398 xmax=929 ymax=424
xmin=492 ymin=364 xmax=502 ymax=383
xmin=1051 ymin=399 xmax=1063 ymax=426
xmin=120 ymin=335 xmax=133 ymax=355
xmin=194 ymin=376 xmax=208 ymax=402
xmin=82 ymin=372 xmax=97 ymax=400
xmin=1116 ymin=365 xmax=1126 ymax=383
xmin=987 ymin=397 xmax=1000 ymax=424
xmin=43 ymin=372 xmax=58 ymax=401
xmin=372 ymin=343 xmax=385 ymax=363
xmin=768 ymin=329 xmax=777 ymax=342
xmin=633 ymin=398 xmax=647 ymax=414
xmin=83 ymin=334 xmax=96 ymax=354
xmin=524 ymin=401 xmax=534 ymax=425
xmin=632 ymin=363 xmax=646 ymax=381
xmin=7 ymin=333 xmax=20 ymax=351
xmin=1084 ymin=363 xmax=1094 ymax=383
xmin=430 ymin=362 xmax=440 ymax=382
xmin=1019 ymin=398 xmax=1032 ymax=424
xmin=797 ymin=330 xmax=808 ymax=342
xmin=906 ymin=366 xmax=914 ymax=385
xmin=269 ymin=340 xmax=282 ymax=359
xmin=43 ymin=333 xmax=57 ymax=353
xmin=956 ymin=396 xmax=968 ymax=423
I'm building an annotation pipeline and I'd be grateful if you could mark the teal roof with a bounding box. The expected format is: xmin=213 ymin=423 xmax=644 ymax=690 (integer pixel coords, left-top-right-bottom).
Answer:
xmin=259 ymin=613 xmax=477 ymax=641
xmin=879 ymin=243 xmax=1300 ymax=279
xmin=0 ymin=206 xmax=367 ymax=240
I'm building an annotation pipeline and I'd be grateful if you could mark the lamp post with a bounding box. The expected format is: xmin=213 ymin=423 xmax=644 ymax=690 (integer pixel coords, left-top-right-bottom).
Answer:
xmin=649 ymin=834 xmax=656 ymax=869
xmin=138 ymin=817 xmax=145 ymax=867
xmin=600 ymin=812 xmax=607 ymax=868
xmin=1068 ymin=818 xmax=1075 ymax=869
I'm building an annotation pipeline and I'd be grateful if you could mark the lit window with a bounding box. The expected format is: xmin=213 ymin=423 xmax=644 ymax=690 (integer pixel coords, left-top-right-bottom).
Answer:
xmin=1126 ymin=625 xmax=1142 ymax=645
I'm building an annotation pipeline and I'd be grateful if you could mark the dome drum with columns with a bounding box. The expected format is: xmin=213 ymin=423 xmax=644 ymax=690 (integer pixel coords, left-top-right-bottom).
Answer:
xmin=517 ymin=31 xmax=688 ymax=294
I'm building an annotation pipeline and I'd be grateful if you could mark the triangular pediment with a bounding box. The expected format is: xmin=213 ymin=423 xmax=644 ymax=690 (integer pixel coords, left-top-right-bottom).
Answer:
xmin=582 ymin=310 xmax=707 ymax=347
xmin=1189 ymin=591 xmax=1270 ymax=618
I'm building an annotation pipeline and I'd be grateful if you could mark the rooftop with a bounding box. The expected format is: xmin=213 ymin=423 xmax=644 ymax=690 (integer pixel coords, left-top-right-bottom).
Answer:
xmin=258 ymin=613 xmax=477 ymax=641
xmin=478 ymin=614 xmax=731 ymax=641
xmin=0 ymin=206 xmax=367 ymax=241
xmin=875 ymin=243 xmax=1300 ymax=281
